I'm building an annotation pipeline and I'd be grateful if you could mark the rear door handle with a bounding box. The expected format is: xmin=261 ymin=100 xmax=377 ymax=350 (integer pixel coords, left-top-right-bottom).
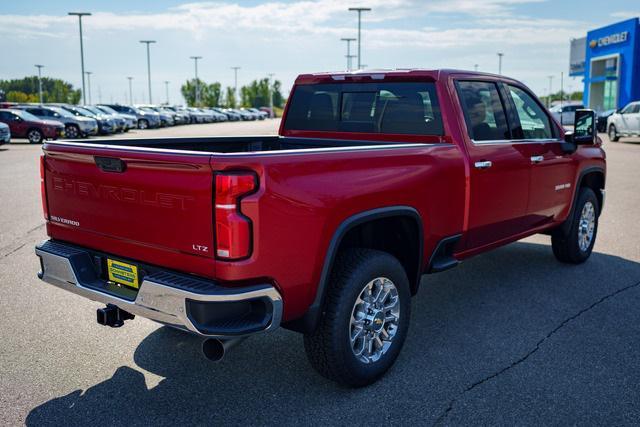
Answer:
xmin=474 ymin=160 xmax=492 ymax=169
xmin=530 ymin=155 xmax=544 ymax=164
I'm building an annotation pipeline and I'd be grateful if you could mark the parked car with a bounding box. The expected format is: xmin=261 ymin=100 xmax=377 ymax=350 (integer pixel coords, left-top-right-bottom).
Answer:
xmin=606 ymin=101 xmax=640 ymax=141
xmin=596 ymin=109 xmax=616 ymax=133
xmin=245 ymin=108 xmax=267 ymax=120
xmin=259 ymin=107 xmax=275 ymax=118
xmin=186 ymin=107 xmax=208 ymax=123
xmin=102 ymin=104 xmax=161 ymax=129
xmin=549 ymin=102 xmax=584 ymax=126
xmin=0 ymin=108 xmax=64 ymax=143
xmin=79 ymin=106 xmax=125 ymax=132
xmin=0 ymin=121 xmax=10 ymax=145
xmin=230 ymin=108 xmax=254 ymax=121
xmin=166 ymin=106 xmax=192 ymax=124
xmin=58 ymin=104 xmax=116 ymax=135
xmin=217 ymin=108 xmax=241 ymax=121
xmin=94 ymin=105 xmax=137 ymax=131
xmin=35 ymin=69 xmax=605 ymax=387
xmin=16 ymin=105 xmax=97 ymax=138
xmin=202 ymin=108 xmax=228 ymax=122
xmin=137 ymin=106 xmax=174 ymax=127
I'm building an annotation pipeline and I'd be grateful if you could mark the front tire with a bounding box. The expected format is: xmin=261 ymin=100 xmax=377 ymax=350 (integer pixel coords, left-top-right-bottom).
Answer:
xmin=65 ymin=124 xmax=80 ymax=139
xmin=138 ymin=119 xmax=149 ymax=130
xmin=304 ymin=249 xmax=411 ymax=387
xmin=27 ymin=129 xmax=43 ymax=144
xmin=608 ymin=124 xmax=619 ymax=142
xmin=552 ymin=187 xmax=599 ymax=264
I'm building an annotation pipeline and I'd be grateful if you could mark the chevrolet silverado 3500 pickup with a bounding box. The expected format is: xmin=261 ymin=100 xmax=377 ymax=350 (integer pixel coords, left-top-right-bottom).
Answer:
xmin=36 ymin=70 xmax=606 ymax=387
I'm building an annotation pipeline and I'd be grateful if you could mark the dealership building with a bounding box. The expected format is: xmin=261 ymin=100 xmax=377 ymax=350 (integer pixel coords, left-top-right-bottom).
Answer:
xmin=570 ymin=17 xmax=640 ymax=111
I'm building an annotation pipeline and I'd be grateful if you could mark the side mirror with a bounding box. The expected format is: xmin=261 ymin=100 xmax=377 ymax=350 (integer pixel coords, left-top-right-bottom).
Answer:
xmin=572 ymin=109 xmax=596 ymax=145
xmin=14 ymin=116 xmax=22 ymax=122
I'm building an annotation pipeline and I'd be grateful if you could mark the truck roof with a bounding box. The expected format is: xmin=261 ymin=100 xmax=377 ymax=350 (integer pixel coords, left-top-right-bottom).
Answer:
xmin=294 ymin=69 xmax=513 ymax=84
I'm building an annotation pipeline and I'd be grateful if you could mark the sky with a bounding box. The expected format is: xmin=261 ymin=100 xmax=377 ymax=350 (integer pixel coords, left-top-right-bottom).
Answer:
xmin=0 ymin=0 xmax=638 ymax=105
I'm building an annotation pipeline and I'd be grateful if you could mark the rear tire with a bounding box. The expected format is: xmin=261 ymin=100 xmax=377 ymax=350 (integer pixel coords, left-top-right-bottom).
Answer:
xmin=552 ymin=187 xmax=599 ymax=264
xmin=303 ymin=249 xmax=411 ymax=387
xmin=608 ymin=124 xmax=619 ymax=142
xmin=138 ymin=119 xmax=149 ymax=130
xmin=27 ymin=129 xmax=43 ymax=144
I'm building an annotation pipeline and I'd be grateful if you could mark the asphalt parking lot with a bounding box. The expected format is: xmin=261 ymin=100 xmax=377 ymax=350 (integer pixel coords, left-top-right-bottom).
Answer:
xmin=1 ymin=123 xmax=639 ymax=425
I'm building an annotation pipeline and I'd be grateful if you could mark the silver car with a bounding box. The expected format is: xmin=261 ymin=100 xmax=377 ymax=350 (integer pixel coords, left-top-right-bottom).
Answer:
xmin=549 ymin=103 xmax=584 ymax=126
xmin=95 ymin=105 xmax=137 ymax=131
xmin=607 ymin=101 xmax=640 ymax=141
xmin=20 ymin=105 xmax=98 ymax=138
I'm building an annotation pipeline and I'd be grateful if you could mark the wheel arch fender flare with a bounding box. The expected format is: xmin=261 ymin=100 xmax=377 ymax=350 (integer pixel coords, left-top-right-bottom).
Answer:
xmin=562 ymin=166 xmax=605 ymax=235
xmin=283 ymin=206 xmax=424 ymax=334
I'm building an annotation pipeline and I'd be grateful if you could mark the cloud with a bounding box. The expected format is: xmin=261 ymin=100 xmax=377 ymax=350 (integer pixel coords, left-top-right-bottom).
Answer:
xmin=0 ymin=0 xmax=571 ymax=50
xmin=610 ymin=11 xmax=640 ymax=20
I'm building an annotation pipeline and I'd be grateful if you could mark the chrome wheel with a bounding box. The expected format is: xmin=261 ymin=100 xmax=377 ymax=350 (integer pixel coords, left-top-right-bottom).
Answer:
xmin=27 ymin=130 xmax=42 ymax=144
xmin=350 ymin=277 xmax=400 ymax=364
xmin=578 ymin=201 xmax=596 ymax=252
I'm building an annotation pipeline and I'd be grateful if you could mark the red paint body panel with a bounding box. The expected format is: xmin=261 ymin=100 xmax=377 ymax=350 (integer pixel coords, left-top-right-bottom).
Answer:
xmin=40 ymin=69 xmax=606 ymax=323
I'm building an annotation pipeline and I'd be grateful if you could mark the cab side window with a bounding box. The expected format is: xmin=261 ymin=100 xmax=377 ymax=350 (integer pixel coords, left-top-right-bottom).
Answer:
xmin=507 ymin=85 xmax=553 ymax=140
xmin=456 ymin=81 xmax=509 ymax=141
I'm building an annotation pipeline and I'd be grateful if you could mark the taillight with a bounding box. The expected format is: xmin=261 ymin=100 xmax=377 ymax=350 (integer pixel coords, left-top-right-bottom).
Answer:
xmin=40 ymin=155 xmax=49 ymax=220
xmin=215 ymin=172 xmax=257 ymax=260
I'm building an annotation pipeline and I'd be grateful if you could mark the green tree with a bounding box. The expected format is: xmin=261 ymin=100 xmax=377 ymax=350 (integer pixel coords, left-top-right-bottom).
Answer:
xmin=203 ymin=82 xmax=222 ymax=107
xmin=0 ymin=76 xmax=80 ymax=104
xmin=181 ymin=79 xmax=223 ymax=107
xmin=6 ymin=91 xmax=38 ymax=103
xmin=223 ymin=86 xmax=237 ymax=108
xmin=239 ymin=78 xmax=284 ymax=108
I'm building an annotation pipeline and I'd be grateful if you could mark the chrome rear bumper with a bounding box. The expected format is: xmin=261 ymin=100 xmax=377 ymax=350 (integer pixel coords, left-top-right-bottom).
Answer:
xmin=35 ymin=240 xmax=283 ymax=338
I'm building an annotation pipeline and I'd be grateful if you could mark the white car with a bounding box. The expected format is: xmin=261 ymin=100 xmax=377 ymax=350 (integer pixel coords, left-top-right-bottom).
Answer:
xmin=607 ymin=101 xmax=640 ymax=142
xmin=549 ymin=102 xmax=584 ymax=126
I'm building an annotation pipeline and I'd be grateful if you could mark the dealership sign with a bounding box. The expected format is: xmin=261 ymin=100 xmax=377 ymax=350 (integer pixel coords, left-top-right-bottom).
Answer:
xmin=589 ymin=31 xmax=629 ymax=48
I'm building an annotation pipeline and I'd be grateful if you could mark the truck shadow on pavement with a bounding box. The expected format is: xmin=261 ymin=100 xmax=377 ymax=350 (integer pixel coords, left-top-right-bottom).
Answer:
xmin=26 ymin=241 xmax=640 ymax=426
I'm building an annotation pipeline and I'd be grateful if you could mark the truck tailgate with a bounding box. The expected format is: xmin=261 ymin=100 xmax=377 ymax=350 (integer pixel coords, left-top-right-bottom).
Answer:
xmin=42 ymin=143 xmax=215 ymax=268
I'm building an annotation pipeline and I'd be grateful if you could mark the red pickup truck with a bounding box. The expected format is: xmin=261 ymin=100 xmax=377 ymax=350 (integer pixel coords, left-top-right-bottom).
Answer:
xmin=36 ymin=70 xmax=605 ymax=387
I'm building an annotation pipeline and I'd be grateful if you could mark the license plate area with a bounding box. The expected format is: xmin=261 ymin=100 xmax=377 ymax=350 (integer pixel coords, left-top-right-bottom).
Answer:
xmin=107 ymin=259 xmax=140 ymax=289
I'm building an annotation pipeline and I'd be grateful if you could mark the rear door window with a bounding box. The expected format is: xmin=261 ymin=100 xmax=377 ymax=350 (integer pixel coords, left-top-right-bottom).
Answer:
xmin=456 ymin=81 xmax=509 ymax=141
xmin=284 ymin=82 xmax=443 ymax=135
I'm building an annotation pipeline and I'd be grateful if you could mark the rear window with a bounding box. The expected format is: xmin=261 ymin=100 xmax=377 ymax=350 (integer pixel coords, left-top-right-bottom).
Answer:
xmin=284 ymin=82 xmax=443 ymax=135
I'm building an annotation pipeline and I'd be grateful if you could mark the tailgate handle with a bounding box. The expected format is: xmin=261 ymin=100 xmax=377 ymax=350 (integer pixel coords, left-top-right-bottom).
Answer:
xmin=95 ymin=156 xmax=126 ymax=173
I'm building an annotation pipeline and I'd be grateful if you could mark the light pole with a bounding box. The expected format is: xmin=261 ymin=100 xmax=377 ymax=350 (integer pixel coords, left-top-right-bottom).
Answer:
xmin=497 ymin=52 xmax=504 ymax=75
xmin=348 ymin=7 xmax=371 ymax=70
xmin=85 ymin=71 xmax=92 ymax=104
xmin=127 ymin=77 xmax=133 ymax=105
xmin=268 ymin=73 xmax=275 ymax=117
xmin=547 ymin=75 xmax=554 ymax=107
xmin=341 ymin=37 xmax=356 ymax=71
xmin=474 ymin=64 xmax=479 ymax=72
xmin=35 ymin=64 xmax=44 ymax=104
xmin=231 ymin=66 xmax=241 ymax=104
xmin=68 ymin=12 xmax=91 ymax=104
xmin=190 ymin=56 xmax=202 ymax=106
xmin=164 ymin=81 xmax=170 ymax=105
xmin=140 ymin=40 xmax=156 ymax=104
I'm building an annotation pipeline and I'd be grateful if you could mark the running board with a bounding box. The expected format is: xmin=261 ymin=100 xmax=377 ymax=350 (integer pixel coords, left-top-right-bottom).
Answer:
xmin=427 ymin=235 xmax=461 ymax=273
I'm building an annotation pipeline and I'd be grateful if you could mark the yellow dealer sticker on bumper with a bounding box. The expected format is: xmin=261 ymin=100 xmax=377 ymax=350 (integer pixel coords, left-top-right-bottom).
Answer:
xmin=107 ymin=259 xmax=139 ymax=289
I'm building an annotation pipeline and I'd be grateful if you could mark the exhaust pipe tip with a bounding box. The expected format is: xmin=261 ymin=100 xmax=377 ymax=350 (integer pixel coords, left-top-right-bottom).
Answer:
xmin=202 ymin=338 xmax=226 ymax=362
xmin=201 ymin=337 xmax=246 ymax=362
